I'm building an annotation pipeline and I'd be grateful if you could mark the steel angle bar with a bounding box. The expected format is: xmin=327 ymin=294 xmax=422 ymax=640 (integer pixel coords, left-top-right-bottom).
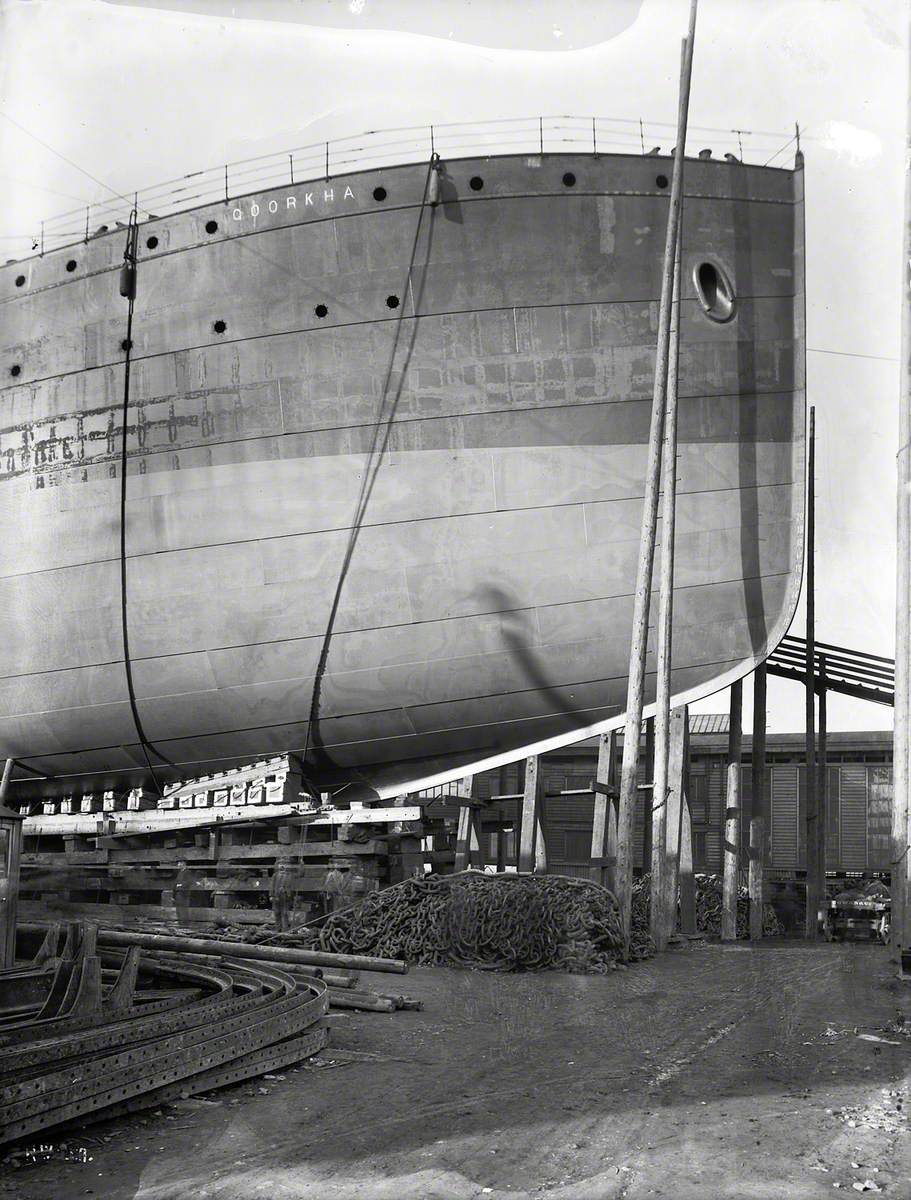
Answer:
xmin=0 ymin=959 xmax=244 ymax=1074
xmin=51 ymin=1023 xmax=331 ymax=1136
xmin=1 ymin=972 xmax=322 ymax=1115
xmin=0 ymin=978 xmax=327 ymax=1143
xmin=0 ymin=959 xmax=292 ymax=1089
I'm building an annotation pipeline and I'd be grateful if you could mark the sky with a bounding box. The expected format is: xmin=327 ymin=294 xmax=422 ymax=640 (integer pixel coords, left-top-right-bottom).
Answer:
xmin=0 ymin=0 xmax=905 ymax=737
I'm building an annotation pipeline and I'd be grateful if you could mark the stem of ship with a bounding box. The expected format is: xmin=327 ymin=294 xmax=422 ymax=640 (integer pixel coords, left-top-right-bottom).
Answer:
xmin=649 ymin=230 xmax=683 ymax=951
xmin=616 ymin=0 xmax=697 ymax=945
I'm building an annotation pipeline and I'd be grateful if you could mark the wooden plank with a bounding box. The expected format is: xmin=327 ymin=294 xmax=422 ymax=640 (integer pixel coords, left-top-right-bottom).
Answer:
xmin=517 ymin=756 xmax=541 ymax=874
xmin=18 ymin=899 xmax=274 ymax=925
xmin=722 ymin=681 xmax=743 ymax=942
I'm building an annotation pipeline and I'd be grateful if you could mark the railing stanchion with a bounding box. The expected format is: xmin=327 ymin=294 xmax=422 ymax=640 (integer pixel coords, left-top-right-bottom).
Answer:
xmin=539 ymin=116 xmax=544 ymax=155
xmin=289 ymin=154 xmax=294 ymax=185
xmin=85 ymin=206 xmax=90 ymax=243
xmin=430 ymin=125 xmax=435 ymax=155
xmin=224 ymin=165 xmax=229 ymax=203
xmin=325 ymin=141 xmax=330 ymax=181
xmin=40 ymin=221 xmax=44 ymax=256
xmin=592 ymin=117 xmax=597 ymax=156
xmin=639 ymin=118 xmax=646 ymax=154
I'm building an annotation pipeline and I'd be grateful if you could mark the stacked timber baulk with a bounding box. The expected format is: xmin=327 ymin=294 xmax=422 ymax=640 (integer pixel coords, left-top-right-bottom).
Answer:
xmin=17 ymin=758 xmax=425 ymax=930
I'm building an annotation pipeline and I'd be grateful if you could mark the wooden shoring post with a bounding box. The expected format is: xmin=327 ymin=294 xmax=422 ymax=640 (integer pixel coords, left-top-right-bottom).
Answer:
xmin=805 ymin=406 xmax=819 ymax=939
xmin=749 ymin=663 xmax=768 ymax=939
xmin=471 ymin=810 xmax=485 ymax=869
xmin=660 ymin=705 xmax=689 ymax=945
xmin=0 ymin=758 xmax=23 ymax=969
xmin=650 ymin=225 xmax=683 ymax=951
xmin=518 ymin=755 xmax=542 ymax=874
xmin=589 ymin=731 xmax=617 ymax=887
xmin=534 ymin=811 xmax=548 ymax=875
xmin=894 ymin=40 xmax=911 ymax=969
xmin=722 ymin=680 xmax=743 ymax=942
xmin=679 ymin=791 xmax=696 ymax=935
xmin=817 ymin=657 xmax=828 ymax=905
xmin=616 ymin=0 xmax=697 ymax=939
xmin=642 ymin=717 xmax=655 ymax=881
xmin=453 ymin=805 xmax=472 ymax=872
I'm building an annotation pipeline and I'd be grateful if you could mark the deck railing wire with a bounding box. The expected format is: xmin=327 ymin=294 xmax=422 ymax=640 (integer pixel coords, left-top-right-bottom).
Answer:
xmin=9 ymin=115 xmax=803 ymax=258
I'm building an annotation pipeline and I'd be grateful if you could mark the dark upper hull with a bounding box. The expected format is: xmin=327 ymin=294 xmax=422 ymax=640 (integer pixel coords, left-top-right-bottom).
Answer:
xmin=0 ymin=150 xmax=806 ymax=798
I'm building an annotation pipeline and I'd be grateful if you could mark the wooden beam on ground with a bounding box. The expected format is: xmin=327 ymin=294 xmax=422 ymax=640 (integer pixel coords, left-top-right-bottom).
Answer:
xmin=589 ymin=732 xmax=617 ymax=888
xmin=749 ymin=663 xmax=768 ymax=940
xmin=722 ymin=681 xmax=743 ymax=942
xmin=517 ymin=756 xmax=541 ymax=874
xmin=660 ymin=705 xmax=689 ymax=945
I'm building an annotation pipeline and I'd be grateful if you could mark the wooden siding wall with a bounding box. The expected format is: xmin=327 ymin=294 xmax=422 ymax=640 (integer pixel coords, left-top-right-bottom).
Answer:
xmin=474 ymin=751 xmax=894 ymax=877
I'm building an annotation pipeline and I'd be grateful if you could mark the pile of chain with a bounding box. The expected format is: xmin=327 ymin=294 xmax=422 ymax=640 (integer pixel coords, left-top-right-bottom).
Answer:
xmin=693 ymin=874 xmax=782 ymax=938
xmin=306 ymin=871 xmax=642 ymax=973
xmin=630 ymin=875 xmax=656 ymax=960
xmin=633 ymin=873 xmax=781 ymax=939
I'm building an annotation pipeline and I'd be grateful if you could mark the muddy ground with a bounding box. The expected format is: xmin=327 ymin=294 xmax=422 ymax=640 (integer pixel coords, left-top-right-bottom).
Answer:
xmin=3 ymin=940 xmax=910 ymax=1199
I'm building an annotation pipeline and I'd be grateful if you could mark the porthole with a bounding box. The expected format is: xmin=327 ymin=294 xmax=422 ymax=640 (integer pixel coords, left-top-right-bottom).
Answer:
xmin=66 ymin=259 xmax=77 ymax=272
xmin=213 ymin=319 xmax=227 ymax=334
xmin=314 ymin=304 xmax=328 ymax=319
xmin=146 ymin=236 xmax=159 ymax=250
xmin=469 ymin=176 xmax=484 ymax=191
xmin=694 ymin=260 xmax=736 ymax=323
xmin=15 ymin=274 xmax=25 ymax=288
xmin=205 ymin=220 xmax=218 ymax=234
xmin=10 ymin=364 xmax=21 ymax=377
xmin=562 ymin=172 xmax=576 ymax=187
xmin=386 ymin=295 xmax=400 ymax=309
xmin=655 ymin=174 xmax=669 ymax=189
xmin=373 ymin=186 xmax=387 ymax=202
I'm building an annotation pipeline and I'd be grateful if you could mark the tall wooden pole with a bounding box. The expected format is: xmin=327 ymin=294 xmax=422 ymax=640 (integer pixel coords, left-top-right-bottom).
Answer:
xmin=894 ymin=26 xmax=911 ymax=967
xmin=616 ymin=0 xmax=698 ymax=940
xmin=817 ymin=657 xmax=828 ymax=904
xmin=805 ymin=407 xmax=819 ymax=939
xmin=749 ymin=663 xmax=768 ymax=939
xmin=650 ymin=230 xmax=683 ymax=951
xmin=722 ymin=681 xmax=743 ymax=941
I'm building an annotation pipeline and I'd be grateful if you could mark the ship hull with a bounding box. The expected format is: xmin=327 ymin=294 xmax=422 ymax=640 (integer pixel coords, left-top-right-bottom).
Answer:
xmin=0 ymin=151 xmax=805 ymax=796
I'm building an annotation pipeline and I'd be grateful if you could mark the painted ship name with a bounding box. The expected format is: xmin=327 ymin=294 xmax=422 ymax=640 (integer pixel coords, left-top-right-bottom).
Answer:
xmin=231 ymin=185 xmax=357 ymax=222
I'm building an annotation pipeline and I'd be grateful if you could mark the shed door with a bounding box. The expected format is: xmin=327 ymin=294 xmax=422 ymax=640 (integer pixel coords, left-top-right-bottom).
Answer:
xmin=839 ymin=766 xmax=867 ymax=870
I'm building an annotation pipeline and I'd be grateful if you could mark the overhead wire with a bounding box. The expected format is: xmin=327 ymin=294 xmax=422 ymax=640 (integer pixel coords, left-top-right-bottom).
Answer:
xmin=117 ymin=206 xmax=174 ymax=795
xmin=301 ymin=153 xmax=440 ymax=773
